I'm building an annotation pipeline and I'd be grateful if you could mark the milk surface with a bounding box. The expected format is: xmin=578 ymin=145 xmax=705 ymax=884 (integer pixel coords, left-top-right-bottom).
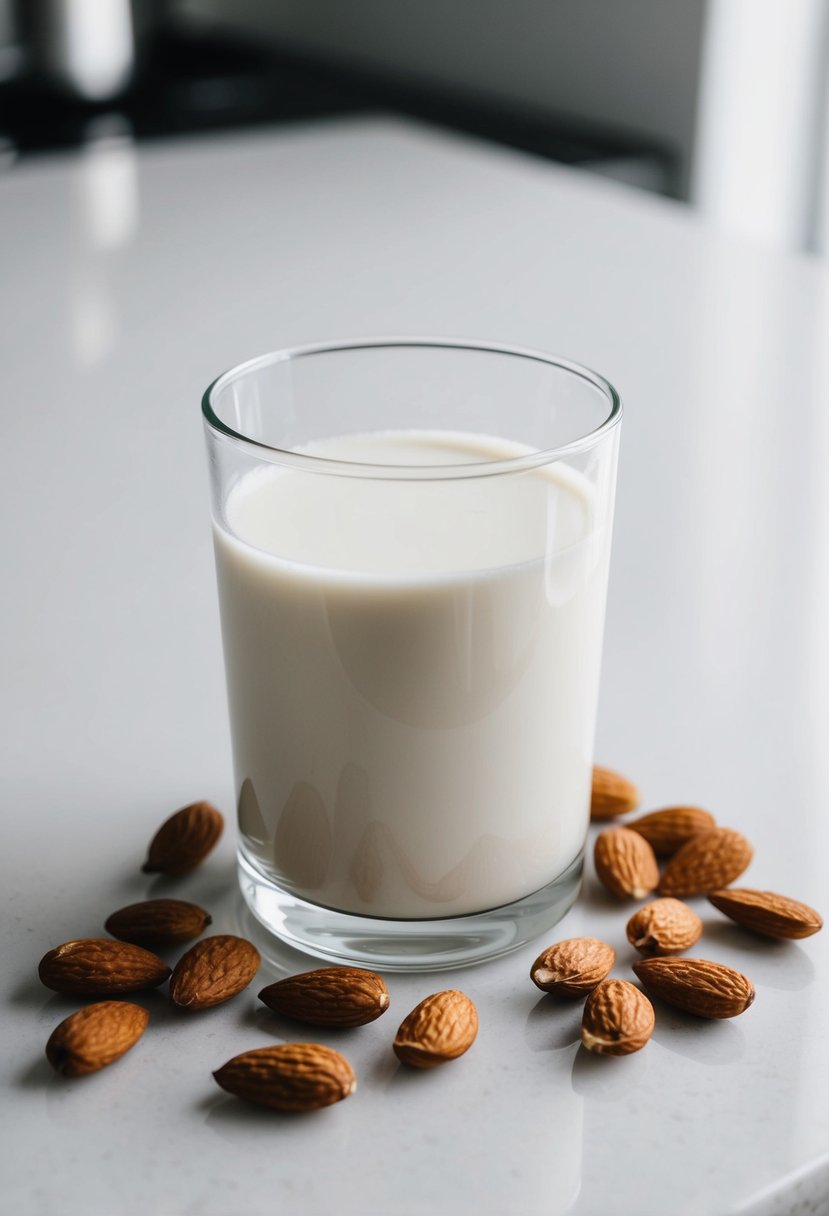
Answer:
xmin=213 ymin=430 xmax=610 ymax=918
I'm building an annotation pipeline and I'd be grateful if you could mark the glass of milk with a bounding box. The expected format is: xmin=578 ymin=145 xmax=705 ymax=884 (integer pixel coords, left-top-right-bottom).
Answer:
xmin=202 ymin=338 xmax=621 ymax=969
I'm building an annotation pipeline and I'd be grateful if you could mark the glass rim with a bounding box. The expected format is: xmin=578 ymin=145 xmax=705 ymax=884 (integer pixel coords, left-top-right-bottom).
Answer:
xmin=201 ymin=336 xmax=622 ymax=480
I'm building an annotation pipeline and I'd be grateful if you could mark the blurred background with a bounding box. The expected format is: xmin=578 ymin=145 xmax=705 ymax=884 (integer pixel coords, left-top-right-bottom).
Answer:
xmin=1 ymin=0 xmax=827 ymax=256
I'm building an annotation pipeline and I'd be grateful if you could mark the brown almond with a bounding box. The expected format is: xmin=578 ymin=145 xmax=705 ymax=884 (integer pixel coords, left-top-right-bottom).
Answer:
xmin=530 ymin=937 xmax=615 ymax=997
xmin=142 ymin=800 xmax=224 ymax=876
xmin=393 ymin=990 xmax=478 ymax=1069
xmin=633 ymin=957 xmax=755 ymax=1019
xmin=708 ymin=888 xmax=823 ymax=940
xmin=659 ymin=827 xmax=753 ymax=897
xmin=627 ymin=806 xmax=716 ymax=856
xmin=169 ymin=935 xmax=260 ymax=1010
xmin=626 ymin=898 xmax=703 ymax=956
xmin=214 ymin=1043 xmax=356 ymax=1112
xmin=39 ymin=939 xmax=171 ymax=995
xmin=590 ymin=765 xmax=640 ymax=821
xmin=259 ymin=967 xmax=390 ymax=1027
xmin=46 ymin=1001 xmax=149 ymax=1077
xmin=581 ymin=979 xmax=654 ymax=1055
xmin=105 ymin=899 xmax=212 ymax=946
xmin=594 ymin=827 xmax=659 ymax=900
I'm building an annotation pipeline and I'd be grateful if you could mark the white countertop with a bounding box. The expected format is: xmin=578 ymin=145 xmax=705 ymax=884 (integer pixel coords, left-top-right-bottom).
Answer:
xmin=2 ymin=117 xmax=828 ymax=1216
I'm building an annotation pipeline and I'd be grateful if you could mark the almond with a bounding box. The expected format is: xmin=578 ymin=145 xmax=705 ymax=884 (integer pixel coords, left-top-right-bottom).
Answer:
xmin=708 ymin=888 xmax=823 ymax=940
xmin=213 ymin=1044 xmax=356 ymax=1112
xmin=580 ymin=980 xmax=654 ymax=1055
xmin=259 ymin=967 xmax=390 ymax=1027
xmin=626 ymin=898 xmax=703 ymax=956
xmin=530 ymin=937 xmax=615 ymax=997
xmin=46 ymin=1001 xmax=149 ymax=1077
xmin=627 ymin=806 xmax=716 ymax=856
xmin=142 ymin=800 xmax=224 ymax=876
xmin=633 ymin=957 xmax=755 ymax=1019
xmin=38 ymin=939 xmax=171 ymax=995
xmin=169 ymin=935 xmax=260 ymax=1010
xmin=393 ymin=990 xmax=478 ymax=1069
xmin=105 ymin=899 xmax=212 ymax=946
xmin=594 ymin=827 xmax=659 ymax=900
xmin=659 ymin=827 xmax=753 ymax=897
xmin=590 ymin=765 xmax=640 ymax=821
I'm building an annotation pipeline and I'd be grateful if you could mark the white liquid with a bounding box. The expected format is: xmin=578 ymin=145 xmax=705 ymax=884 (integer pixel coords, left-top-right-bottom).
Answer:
xmin=213 ymin=430 xmax=611 ymax=918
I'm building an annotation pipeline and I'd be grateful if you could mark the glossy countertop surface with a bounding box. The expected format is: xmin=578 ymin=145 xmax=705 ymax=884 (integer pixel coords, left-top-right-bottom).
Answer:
xmin=2 ymin=118 xmax=828 ymax=1216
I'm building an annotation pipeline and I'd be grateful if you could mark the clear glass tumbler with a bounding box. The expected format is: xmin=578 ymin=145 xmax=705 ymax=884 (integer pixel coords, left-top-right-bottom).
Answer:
xmin=202 ymin=338 xmax=622 ymax=969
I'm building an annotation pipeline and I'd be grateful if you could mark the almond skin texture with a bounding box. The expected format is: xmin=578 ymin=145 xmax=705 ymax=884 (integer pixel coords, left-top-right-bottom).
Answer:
xmin=590 ymin=765 xmax=640 ymax=821
xmin=581 ymin=980 xmax=654 ymax=1056
xmin=627 ymin=806 xmax=716 ymax=856
xmin=39 ymin=939 xmax=171 ymax=995
xmin=393 ymin=990 xmax=478 ymax=1069
xmin=633 ymin=957 xmax=755 ymax=1019
xmin=169 ymin=935 xmax=260 ymax=1010
xmin=659 ymin=827 xmax=753 ymax=897
xmin=626 ymin=898 xmax=703 ymax=956
xmin=213 ymin=1044 xmax=356 ymax=1112
xmin=530 ymin=937 xmax=615 ymax=997
xmin=46 ymin=1001 xmax=149 ymax=1077
xmin=259 ymin=967 xmax=390 ymax=1027
xmin=142 ymin=801 xmax=224 ymax=876
xmin=105 ymin=899 xmax=212 ymax=946
xmin=594 ymin=827 xmax=660 ymax=900
xmin=708 ymin=888 xmax=823 ymax=940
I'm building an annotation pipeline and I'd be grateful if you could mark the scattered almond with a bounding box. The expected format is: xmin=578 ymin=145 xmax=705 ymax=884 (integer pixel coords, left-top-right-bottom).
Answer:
xmin=580 ymin=979 xmax=654 ymax=1055
xmin=633 ymin=957 xmax=755 ymax=1019
xmin=627 ymin=806 xmax=716 ymax=856
xmin=142 ymin=800 xmax=224 ymax=876
xmin=169 ymin=935 xmax=260 ymax=1010
xmin=38 ymin=939 xmax=171 ymax=995
xmin=46 ymin=1001 xmax=149 ymax=1077
xmin=213 ymin=1044 xmax=356 ymax=1112
xmin=594 ymin=827 xmax=660 ymax=900
xmin=626 ymin=898 xmax=703 ymax=956
xmin=659 ymin=827 xmax=753 ymax=897
xmin=708 ymin=888 xmax=823 ymax=940
xmin=259 ymin=967 xmax=390 ymax=1027
xmin=590 ymin=765 xmax=640 ymax=821
xmin=105 ymin=899 xmax=212 ymax=946
xmin=393 ymin=990 xmax=478 ymax=1069
xmin=530 ymin=937 xmax=615 ymax=997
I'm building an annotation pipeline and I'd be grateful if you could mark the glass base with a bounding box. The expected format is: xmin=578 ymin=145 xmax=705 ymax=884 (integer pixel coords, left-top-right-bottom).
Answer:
xmin=237 ymin=848 xmax=584 ymax=972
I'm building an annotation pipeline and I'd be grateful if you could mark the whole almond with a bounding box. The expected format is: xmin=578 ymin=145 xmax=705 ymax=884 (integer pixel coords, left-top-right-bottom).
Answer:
xmin=633 ymin=957 xmax=755 ymax=1019
xmin=581 ymin=980 xmax=654 ymax=1055
xmin=626 ymin=898 xmax=703 ymax=956
xmin=142 ymin=800 xmax=224 ymax=876
xmin=214 ymin=1044 xmax=356 ymax=1112
xmin=39 ymin=939 xmax=171 ymax=995
xmin=627 ymin=806 xmax=716 ymax=856
xmin=393 ymin=990 xmax=478 ymax=1069
xmin=530 ymin=937 xmax=615 ymax=997
xmin=659 ymin=827 xmax=753 ymax=897
xmin=169 ymin=935 xmax=260 ymax=1010
xmin=259 ymin=967 xmax=390 ymax=1027
xmin=46 ymin=1001 xmax=149 ymax=1077
xmin=105 ymin=899 xmax=212 ymax=946
xmin=594 ymin=827 xmax=659 ymax=900
xmin=708 ymin=888 xmax=823 ymax=940
xmin=591 ymin=765 xmax=640 ymax=821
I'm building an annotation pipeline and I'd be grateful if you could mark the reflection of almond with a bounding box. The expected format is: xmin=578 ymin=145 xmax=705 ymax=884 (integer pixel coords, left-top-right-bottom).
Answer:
xmin=590 ymin=766 xmax=640 ymax=821
xmin=169 ymin=935 xmax=260 ymax=1010
xmin=659 ymin=828 xmax=753 ymax=897
xmin=708 ymin=888 xmax=823 ymax=940
xmin=214 ymin=1044 xmax=356 ymax=1112
xmin=393 ymin=991 xmax=478 ymax=1068
xmin=274 ymin=782 xmax=331 ymax=890
xmin=626 ymin=898 xmax=703 ymax=956
xmin=594 ymin=827 xmax=659 ymax=900
xmin=46 ymin=1001 xmax=149 ymax=1077
xmin=581 ymin=980 xmax=654 ymax=1055
xmin=259 ymin=967 xmax=390 ymax=1027
xmin=238 ymin=778 xmax=268 ymax=844
xmin=634 ymin=957 xmax=755 ymax=1019
xmin=530 ymin=937 xmax=615 ymax=997
xmin=627 ymin=806 xmax=716 ymax=856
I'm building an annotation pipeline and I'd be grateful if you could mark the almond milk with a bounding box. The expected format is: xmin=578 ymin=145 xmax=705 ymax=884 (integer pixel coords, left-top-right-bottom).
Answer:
xmin=213 ymin=430 xmax=611 ymax=918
